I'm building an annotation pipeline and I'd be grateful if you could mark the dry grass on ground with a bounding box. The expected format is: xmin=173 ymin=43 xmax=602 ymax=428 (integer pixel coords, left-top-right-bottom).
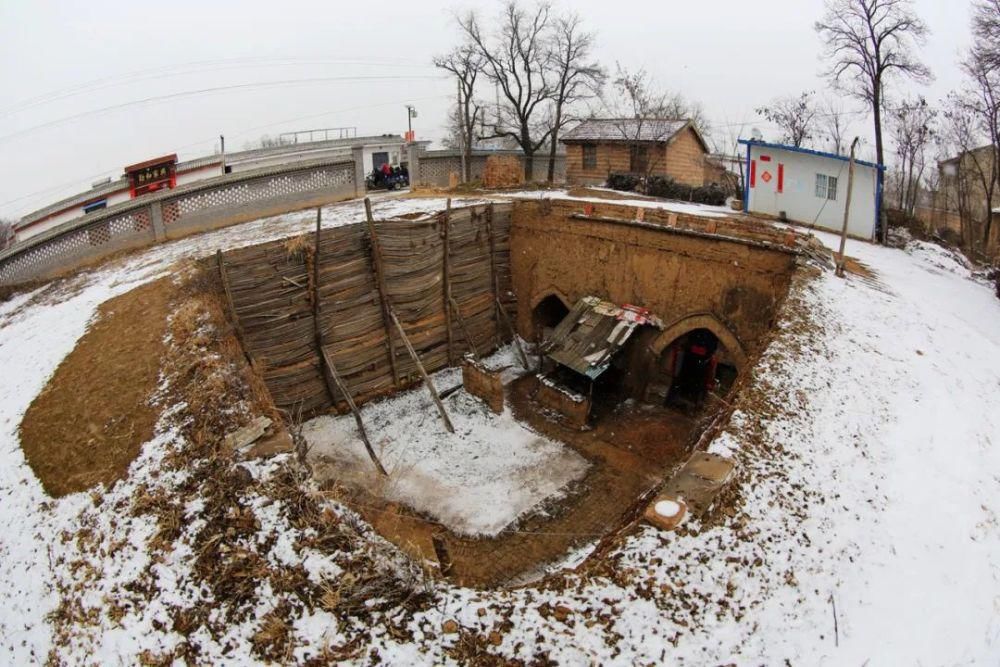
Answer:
xmin=19 ymin=277 xmax=176 ymax=496
xmin=45 ymin=262 xmax=437 ymax=663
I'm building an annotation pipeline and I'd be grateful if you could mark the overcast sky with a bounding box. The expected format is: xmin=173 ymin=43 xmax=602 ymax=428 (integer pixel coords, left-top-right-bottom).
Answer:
xmin=0 ymin=0 xmax=973 ymax=219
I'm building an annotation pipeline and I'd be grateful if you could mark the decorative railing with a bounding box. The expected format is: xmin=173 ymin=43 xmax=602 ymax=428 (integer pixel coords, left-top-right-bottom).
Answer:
xmin=0 ymin=158 xmax=356 ymax=285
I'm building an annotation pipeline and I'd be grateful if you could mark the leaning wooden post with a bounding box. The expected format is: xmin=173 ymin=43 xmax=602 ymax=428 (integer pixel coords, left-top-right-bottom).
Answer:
xmin=364 ymin=197 xmax=401 ymax=386
xmin=836 ymin=137 xmax=861 ymax=279
xmin=320 ymin=349 xmax=387 ymax=476
xmin=496 ymin=296 xmax=530 ymax=369
xmin=311 ymin=207 xmax=340 ymax=407
xmin=449 ymin=295 xmax=480 ymax=362
xmin=389 ymin=309 xmax=456 ymax=433
xmin=442 ymin=198 xmax=455 ymax=365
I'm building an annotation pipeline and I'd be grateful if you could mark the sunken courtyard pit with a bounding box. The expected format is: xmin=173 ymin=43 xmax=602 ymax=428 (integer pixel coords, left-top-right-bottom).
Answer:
xmin=18 ymin=196 xmax=814 ymax=588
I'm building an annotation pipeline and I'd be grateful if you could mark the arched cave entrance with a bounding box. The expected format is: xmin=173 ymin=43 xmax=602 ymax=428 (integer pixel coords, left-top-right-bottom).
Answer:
xmin=647 ymin=327 xmax=739 ymax=411
xmin=532 ymin=294 xmax=570 ymax=340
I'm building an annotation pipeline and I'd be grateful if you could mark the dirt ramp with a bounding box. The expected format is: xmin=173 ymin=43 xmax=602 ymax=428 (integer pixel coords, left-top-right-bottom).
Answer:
xmin=19 ymin=278 xmax=174 ymax=496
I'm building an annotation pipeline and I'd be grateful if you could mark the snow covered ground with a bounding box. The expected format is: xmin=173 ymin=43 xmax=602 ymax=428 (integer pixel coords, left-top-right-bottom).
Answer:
xmin=304 ymin=356 xmax=589 ymax=537
xmin=1 ymin=192 xmax=999 ymax=664
xmin=0 ymin=192 xmax=489 ymax=663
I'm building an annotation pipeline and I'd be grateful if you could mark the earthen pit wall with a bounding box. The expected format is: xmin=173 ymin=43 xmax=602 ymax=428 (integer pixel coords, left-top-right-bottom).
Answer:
xmin=535 ymin=380 xmax=592 ymax=429
xmin=510 ymin=199 xmax=799 ymax=358
xmin=461 ymin=360 xmax=505 ymax=414
xmin=220 ymin=203 xmax=514 ymax=417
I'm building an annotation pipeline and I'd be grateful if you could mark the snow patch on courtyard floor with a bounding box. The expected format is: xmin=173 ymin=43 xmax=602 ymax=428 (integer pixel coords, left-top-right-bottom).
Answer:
xmin=303 ymin=359 xmax=589 ymax=537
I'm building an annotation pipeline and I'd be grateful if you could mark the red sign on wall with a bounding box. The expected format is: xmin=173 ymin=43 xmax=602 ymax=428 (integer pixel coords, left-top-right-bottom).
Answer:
xmin=124 ymin=154 xmax=178 ymax=198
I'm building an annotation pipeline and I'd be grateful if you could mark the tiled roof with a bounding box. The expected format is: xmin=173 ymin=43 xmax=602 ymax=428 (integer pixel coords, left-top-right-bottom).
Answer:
xmin=561 ymin=118 xmax=690 ymax=143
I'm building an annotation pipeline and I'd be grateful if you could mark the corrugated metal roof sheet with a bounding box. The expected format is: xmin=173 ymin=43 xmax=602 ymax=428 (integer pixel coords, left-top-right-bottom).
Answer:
xmin=544 ymin=296 xmax=663 ymax=380
xmin=561 ymin=118 xmax=689 ymax=143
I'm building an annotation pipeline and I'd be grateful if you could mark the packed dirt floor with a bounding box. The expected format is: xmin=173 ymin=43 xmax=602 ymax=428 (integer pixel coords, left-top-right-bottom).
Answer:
xmin=18 ymin=277 xmax=177 ymax=496
xmin=317 ymin=374 xmax=705 ymax=588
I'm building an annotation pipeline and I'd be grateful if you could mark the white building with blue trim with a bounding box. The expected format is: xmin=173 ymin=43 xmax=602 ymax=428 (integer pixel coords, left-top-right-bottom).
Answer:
xmin=739 ymin=140 xmax=885 ymax=240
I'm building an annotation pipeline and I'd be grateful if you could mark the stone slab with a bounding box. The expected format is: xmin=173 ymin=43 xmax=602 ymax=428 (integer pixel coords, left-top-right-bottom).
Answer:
xmin=645 ymin=452 xmax=736 ymax=530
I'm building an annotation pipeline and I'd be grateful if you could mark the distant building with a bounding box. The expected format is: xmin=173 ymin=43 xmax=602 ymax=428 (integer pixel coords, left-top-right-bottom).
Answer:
xmin=933 ymin=145 xmax=1000 ymax=248
xmin=560 ymin=118 xmax=711 ymax=187
xmin=14 ymin=135 xmax=408 ymax=243
xmin=739 ymin=140 xmax=884 ymax=240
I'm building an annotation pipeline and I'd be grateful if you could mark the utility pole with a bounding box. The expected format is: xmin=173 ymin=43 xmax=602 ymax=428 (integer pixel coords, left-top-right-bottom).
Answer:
xmin=836 ymin=137 xmax=861 ymax=278
xmin=219 ymin=134 xmax=226 ymax=176
xmin=405 ymin=105 xmax=417 ymax=142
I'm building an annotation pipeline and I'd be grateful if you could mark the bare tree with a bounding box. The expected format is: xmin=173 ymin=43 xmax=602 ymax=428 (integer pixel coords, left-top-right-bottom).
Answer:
xmin=756 ymin=91 xmax=818 ymax=147
xmin=972 ymin=0 xmax=1000 ymax=71
xmin=458 ymin=2 xmax=554 ymax=181
xmin=939 ymin=3 xmax=1000 ymax=255
xmin=815 ymin=0 xmax=931 ymax=242
xmin=0 ymin=219 xmax=14 ymax=250
xmin=709 ymin=116 xmax=753 ymax=202
xmin=544 ymin=13 xmax=606 ymax=183
xmin=940 ymin=95 xmax=994 ymax=254
xmin=820 ymin=97 xmax=850 ymax=154
xmin=966 ymin=0 xmax=1000 ymax=247
xmin=889 ymin=96 xmax=936 ymax=217
xmin=600 ymin=66 xmax=705 ymax=180
xmin=434 ymin=44 xmax=485 ymax=182
xmin=242 ymin=134 xmax=295 ymax=151
xmin=659 ymin=91 xmax=709 ymax=134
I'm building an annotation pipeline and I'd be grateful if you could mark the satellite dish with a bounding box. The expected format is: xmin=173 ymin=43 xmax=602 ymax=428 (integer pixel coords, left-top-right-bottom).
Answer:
xmin=751 ymin=127 xmax=764 ymax=141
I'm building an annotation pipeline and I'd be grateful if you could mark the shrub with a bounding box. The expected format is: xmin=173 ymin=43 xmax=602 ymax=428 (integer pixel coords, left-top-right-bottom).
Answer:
xmin=606 ymin=173 xmax=639 ymax=191
xmin=606 ymin=174 xmax=728 ymax=206
xmin=691 ymin=184 xmax=728 ymax=206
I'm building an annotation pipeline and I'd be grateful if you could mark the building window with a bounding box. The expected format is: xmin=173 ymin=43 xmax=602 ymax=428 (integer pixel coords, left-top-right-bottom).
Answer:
xmin=83 ymin=199 xmax=107 ymax=214
xmin=630 ymin=145 xmax=649 ymax=173
xmin=582 ymin=143 xmax=597 ymax=170
xmin=815 ymin=173 xmax=838 ymax=200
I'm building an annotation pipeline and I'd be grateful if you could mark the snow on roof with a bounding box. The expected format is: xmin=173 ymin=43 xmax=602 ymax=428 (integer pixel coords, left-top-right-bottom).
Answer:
xmin=739 ymin=139 xmax=884 ymax=171
xmin=561 ymin=118 xmax=690 ymax=144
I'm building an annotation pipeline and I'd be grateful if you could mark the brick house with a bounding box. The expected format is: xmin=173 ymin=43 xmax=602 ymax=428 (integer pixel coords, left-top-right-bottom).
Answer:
xmin=933 ymin=146 xmax=1000 ymax=253
xmin=560 ymin=118 xmax=711 ymax=187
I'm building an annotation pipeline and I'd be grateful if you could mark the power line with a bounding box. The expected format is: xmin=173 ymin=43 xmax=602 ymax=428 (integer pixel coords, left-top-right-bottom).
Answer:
xmin=0 ymin=74 xmax=448 ymax=145
xmin=0 ymin=93 xmax=452 ymax=215
xmin=0 ymin=56 xmax=435 ymax=118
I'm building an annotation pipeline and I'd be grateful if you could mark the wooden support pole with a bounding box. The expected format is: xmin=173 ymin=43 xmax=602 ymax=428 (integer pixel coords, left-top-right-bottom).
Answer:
xmin=449 ymin=295 xmax=480 ymax=362
xmin=320 ymin=348 xmax=387 ymax=476
xmin=364 ymin=197 xmax=401 ymax=387
xmin=311 ymin=207 xmax=339 ymax=407
xmin=496 ymin=296 xmax=530 ymax=369
xmin=484 ymin=203 xmax=502 ymax=346
xmin=389 ymin=309 xmax=456 ymax=433
xmin=836 ymin=137 xmax=861 ymax=279
xmin=442 ymin=198 xmax=455 ymax=365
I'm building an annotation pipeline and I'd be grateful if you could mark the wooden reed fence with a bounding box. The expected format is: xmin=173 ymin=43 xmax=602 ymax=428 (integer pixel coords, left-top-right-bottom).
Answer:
xmin=218 ymin=202 xmax=515 ymax=416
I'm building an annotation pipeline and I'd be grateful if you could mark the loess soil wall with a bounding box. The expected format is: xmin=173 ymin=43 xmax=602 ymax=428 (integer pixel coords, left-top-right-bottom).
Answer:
xmin=510 ymin=199 xmax=800 ymax=360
